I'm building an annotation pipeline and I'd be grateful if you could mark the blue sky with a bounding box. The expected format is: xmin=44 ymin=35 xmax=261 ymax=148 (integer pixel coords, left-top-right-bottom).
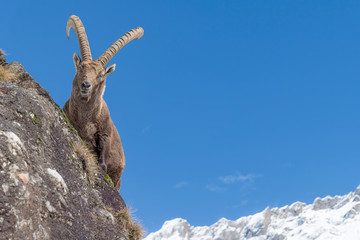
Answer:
xmin=2 ymin=0 xmax=360 ymax=234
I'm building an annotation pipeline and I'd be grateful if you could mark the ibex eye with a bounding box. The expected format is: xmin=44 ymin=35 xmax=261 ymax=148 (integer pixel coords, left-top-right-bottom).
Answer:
xmin=98 ymin=71 xmax=105 ymax=78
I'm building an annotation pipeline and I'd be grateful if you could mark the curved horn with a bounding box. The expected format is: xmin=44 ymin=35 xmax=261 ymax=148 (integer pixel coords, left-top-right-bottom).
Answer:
xmin=66 ymin=15 xmax=92 ymax=61
xmin=97 ymin=27 xmax=144 ymax=67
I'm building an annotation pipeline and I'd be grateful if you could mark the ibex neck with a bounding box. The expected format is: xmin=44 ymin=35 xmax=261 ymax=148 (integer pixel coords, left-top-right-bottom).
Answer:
xmin=69 ymin=95 xmax=105 ymax=120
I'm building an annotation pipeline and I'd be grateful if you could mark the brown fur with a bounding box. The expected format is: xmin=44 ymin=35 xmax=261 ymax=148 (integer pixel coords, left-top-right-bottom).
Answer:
xmin=64 ymin=58 xmax=125 ymax=191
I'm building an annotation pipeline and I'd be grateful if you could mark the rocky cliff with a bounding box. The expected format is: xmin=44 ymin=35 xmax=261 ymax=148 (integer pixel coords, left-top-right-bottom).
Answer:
xmin=0 ymin=51 xmax=141 ymax=240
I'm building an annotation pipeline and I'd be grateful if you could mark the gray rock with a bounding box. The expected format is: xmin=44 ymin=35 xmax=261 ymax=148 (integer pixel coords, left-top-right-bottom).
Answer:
xmin=269 ymin=234 xmax=286 ymax=240
xmin=313 ymin=195 xmax=342 ymax=211
xmin=0 ymin=60 xmax=129 ymax=240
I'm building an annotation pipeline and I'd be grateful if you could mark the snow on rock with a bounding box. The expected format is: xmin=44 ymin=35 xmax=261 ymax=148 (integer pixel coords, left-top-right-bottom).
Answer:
xmin=145 ymin=186 xmax=360 ymax=240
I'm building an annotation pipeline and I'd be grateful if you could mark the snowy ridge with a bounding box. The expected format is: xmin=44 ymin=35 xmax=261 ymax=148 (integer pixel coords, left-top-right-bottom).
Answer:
xmin=144 ymin=186 xmax=360 ymax=240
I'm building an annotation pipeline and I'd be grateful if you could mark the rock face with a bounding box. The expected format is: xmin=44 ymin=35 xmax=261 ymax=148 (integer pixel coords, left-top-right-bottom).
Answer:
xmin=145 ymin=186 xmax=360 ymax=240
xmin=0 ymin=55 xmax=129 ymax=239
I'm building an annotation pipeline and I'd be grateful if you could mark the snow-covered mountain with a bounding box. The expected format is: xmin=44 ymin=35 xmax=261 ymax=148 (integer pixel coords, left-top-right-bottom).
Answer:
xmin=144 ymin=186 xmax=360 ymax=240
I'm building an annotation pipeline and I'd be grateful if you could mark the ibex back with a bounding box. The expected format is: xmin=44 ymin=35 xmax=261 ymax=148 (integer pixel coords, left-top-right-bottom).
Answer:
xmin=63 ymin=15 xmax=143 ymax=191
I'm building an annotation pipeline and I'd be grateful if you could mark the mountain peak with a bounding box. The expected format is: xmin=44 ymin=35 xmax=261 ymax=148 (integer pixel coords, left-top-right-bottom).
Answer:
xmin=145 ymin=186 xmax=360 ymax=240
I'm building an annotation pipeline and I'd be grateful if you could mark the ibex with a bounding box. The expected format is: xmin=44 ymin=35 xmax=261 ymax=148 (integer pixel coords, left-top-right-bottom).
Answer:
xmin=63 ymin=15 xmax=143 ymax=191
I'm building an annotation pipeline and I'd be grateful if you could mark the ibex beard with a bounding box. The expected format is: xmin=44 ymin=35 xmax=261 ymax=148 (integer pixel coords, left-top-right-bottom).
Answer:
xmin=63 ymin=15 xmax=143 ymax=191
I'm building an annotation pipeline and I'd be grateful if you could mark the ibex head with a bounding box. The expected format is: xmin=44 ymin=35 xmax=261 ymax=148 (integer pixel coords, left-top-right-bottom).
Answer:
xmin=66 ymin=15 xmax=143 ymax=100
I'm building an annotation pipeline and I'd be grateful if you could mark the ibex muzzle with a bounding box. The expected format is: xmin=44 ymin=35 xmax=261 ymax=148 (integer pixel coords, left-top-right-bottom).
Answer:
xmin=63 ymin=15 xmax=143 ymax=191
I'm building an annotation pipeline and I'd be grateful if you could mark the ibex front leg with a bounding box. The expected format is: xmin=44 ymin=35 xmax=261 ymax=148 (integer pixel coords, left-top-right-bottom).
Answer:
xmin=97 ymin=133 xmax=110 ymax=172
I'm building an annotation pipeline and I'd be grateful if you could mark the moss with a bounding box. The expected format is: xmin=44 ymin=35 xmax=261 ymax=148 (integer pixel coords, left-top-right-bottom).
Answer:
xmin=7 ymin=157 xmax=15 ymax=164
xmin=30 ymin=112 xmax=38 ymax=124
xmin=55 ymin=104 xmax=79 ymax=135
xmin=36 ymin=136 xmax=42 ymax=145
xmin=103 ymin=174 xmax=114 ymax=189
xmin=69 ymin=126 xmax=78 ymax=135
xmin=95 ymin=181 xmax=104 ymax=189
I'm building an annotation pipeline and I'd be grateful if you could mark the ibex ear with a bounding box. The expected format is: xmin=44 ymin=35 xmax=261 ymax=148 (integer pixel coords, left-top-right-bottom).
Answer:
xmin=105 ymin=64 xmax=116 ymax=76
xmin=73 ymin=52 xmax=81 ymax=71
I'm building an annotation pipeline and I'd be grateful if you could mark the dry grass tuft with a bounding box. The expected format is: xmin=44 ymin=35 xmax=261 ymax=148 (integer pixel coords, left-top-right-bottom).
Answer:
xmin=73 ymin=141 xmax=98 ymax=182
xmin=109 ymin=207 xmax=144 ymax=240
xmin=0 ymin=65 xmax=16 ymax=81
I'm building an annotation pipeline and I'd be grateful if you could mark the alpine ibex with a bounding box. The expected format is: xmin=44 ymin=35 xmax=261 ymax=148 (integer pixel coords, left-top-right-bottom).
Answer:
xmin=63 ymin=15 xmax=143 ymax=191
